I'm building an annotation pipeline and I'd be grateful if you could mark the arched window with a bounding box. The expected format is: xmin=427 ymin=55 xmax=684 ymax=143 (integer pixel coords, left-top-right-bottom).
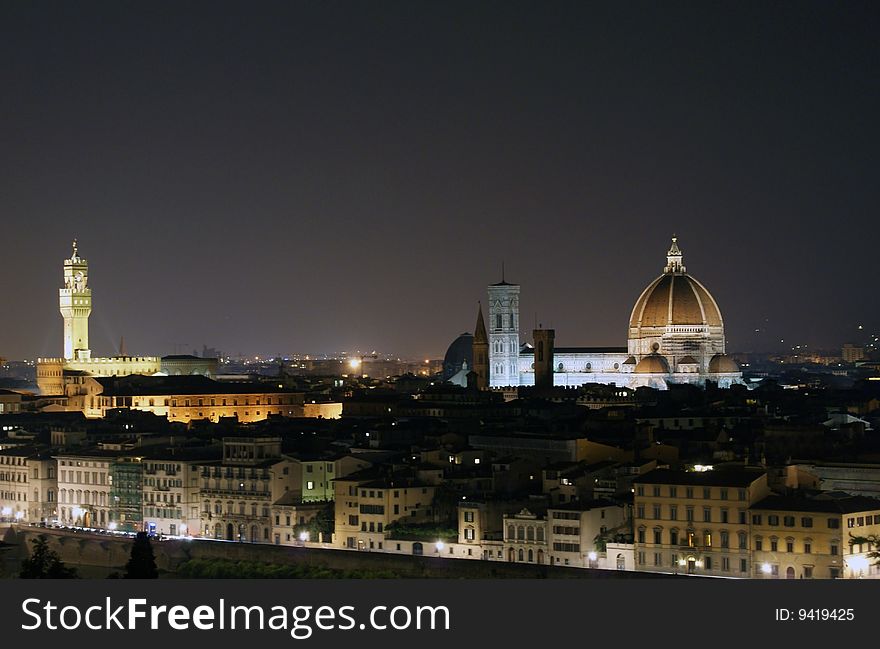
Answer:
xmin=738 ymin=531 xmax=747 ymax=549
xmin=537 ymin=527 xmax=544 ymax=541
xmin=518 ymin=548 xmax=524 ymax=562
xmin=527 ymin=526 xmax=535 ymax=541
xmin=507 ymin=524 xmax=515 ymax=540
xmin=528 ymin=549 xmax=534 ymax=562
xmin=517 ymin=526 xmax=525 ymax=540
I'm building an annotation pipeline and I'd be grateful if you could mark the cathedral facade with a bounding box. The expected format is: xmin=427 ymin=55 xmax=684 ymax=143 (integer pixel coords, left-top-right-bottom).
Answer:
xmin=483 ymin=237 xmax=742 ymax=390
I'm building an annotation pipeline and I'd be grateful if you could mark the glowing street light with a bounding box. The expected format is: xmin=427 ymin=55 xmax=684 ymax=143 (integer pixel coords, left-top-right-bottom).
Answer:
xmin=299 ymin=531 xmax=310 ymax=543
xmin=761 ymin=563 xmax=772 ymax=574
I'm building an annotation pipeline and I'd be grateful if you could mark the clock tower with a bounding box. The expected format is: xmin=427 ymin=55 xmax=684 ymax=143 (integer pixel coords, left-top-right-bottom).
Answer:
xmin=60 ymin=239 xmax=91 ymax=361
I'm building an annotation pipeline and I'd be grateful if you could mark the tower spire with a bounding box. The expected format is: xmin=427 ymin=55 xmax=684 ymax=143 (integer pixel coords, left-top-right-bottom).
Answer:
xmin=664 ymin=235 xmax=685 ymax=273
xmin=71 ymin=238 xmax=78 ymax=261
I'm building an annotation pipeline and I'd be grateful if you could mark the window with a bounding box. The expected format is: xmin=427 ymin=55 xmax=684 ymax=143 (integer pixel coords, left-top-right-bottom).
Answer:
xmin=770 ymin=538 xmax=778 ymax=552
xmin=686 ymin=487 xmax=694 ymax=499
xmin=783 ymin=516 xmax=795 ymax=527
xmin=670 ymin=529 xmax=679 ymax=545
xmin=703 ymin=488 xmax=712 ymax=500
xmin=654 ymin=552 xmax=662 ymax=566
xmin=653 ymin=486 xmax=661 ymax=497
xmin=804 ymin=566 xmax=813 ymax=579
xmin=827 ymin=518 xmax=840 ymax=529
xmin=638 ymin=528 xmax=645 ymax=544
xmin=801 ymin=517 xmax=813 ymax=528
xmin=720 ymin=509 xmax=729 ymax=524
xmin=720 ymin=531 xmax=729 ymax=548
xmin=786 ymin=540 xmax=794 ymax=553
xmin=752 ymin=514 xmax=762 ymax=525
xmin=636 ymin=485 xmax=644 ymax=496
xmin=704 ymin=556 xmax=712 ymax=570
xmin=686 ymin=507 xmax=694 ymax=522
xmin=755 ymin=537 xmax=763 ymax=551
xmin=830 ymin=543 xmax=839 ymax=556
xmin=740 ymin=559 xmax=748 ymax=573
xmin=637 ymin=505 xmax=645 ymax=519
xmin=306 ymin=481 xmax=314 ymax=490
xmin=464 ymin=511 xmax=475 ymax=523
xmin=738 ymin=510 xmax=747 ymax=525
xmin=653 ymin=504 xmax=661 ymax=519
xmin=804 ymin=541 xmax=812 ymax=554
xmin=703 ymin=507 xmax=711 ymax=523
xmin=669 ymin=487 xmax=677 ymax=498
xmin=721 ymin=557 xmax=730 ymax=572
xmin=768 ymin=515 xmax=779 ymax=526
xmin=653 ymin=530 xmax=662 ymax=545
xmin=669 ymin=505 xmax=678 ymax=520
xmin=738 ymin=532 xmax=747 ymax=550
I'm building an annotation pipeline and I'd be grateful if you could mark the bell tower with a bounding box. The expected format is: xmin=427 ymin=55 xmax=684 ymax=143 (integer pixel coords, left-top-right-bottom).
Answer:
xmin=60 ymin=239 xmax=91 ymax=361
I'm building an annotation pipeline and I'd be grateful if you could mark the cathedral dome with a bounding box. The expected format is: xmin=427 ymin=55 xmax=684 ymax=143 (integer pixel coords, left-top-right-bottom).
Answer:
xmin=629 ymin=237 xmax=723 ymax=332
xmin=629 ymin=271 xmax=723 ymax=330
xmin=708 ymin=354 xmax=739 ymax=373
xmin=442 ymin=333 xmax=473 ymax=380
xmin=634 ymin=354 xmax=670 ymax=374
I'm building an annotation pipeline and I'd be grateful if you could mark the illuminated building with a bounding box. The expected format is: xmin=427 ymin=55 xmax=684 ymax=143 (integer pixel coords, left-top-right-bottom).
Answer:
xmin=750 ymin=494 xmax=880 ymax=579
xmin=36 ymin=242 xmax=218 ymax=396
xmin=0 ymin=447 xmax=56 ymax=524
xmin=332 ymin=467 xmax=438 ymax=550
xmin=480 ymin=237 xmax=743 ymax=390
xmin=632 ymin=468 xmax=770 ymax=577
xmin=61 ymin=374 xmax=305 ymax=422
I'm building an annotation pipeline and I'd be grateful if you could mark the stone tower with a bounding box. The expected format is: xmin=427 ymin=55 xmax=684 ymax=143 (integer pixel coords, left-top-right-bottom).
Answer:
xmin=487 ymin=276 xmax=520 ymax=388
xmin=472 ymin=303 xmax=489 ymax=390
xmin=60 ymin=239 xmax=91 ymax=361
xmin=533 ymin=328 xmax=555 ymax=390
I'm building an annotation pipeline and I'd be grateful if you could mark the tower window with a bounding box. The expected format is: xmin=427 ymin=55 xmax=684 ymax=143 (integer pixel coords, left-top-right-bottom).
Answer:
xmin=496 ymin=314 xmax=502 ymax=330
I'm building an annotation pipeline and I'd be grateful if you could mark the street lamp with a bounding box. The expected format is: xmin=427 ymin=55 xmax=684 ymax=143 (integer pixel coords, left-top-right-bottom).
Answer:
xmin=435 ymin=541 xmax=444 ymax=557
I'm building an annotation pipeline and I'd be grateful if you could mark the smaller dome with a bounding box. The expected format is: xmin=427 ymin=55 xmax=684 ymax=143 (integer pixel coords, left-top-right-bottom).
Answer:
xmin=634 ymin=354 xmax=670 ymax=374
xmin=708 ymin=354 xmax=739 ymax=373
xmin=678 ymin=355 xmax=698 ymax=364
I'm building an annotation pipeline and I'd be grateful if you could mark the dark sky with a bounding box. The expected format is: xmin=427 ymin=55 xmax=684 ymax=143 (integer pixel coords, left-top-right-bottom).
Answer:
xmin=3 ymin=1 xmax=878 ymax=360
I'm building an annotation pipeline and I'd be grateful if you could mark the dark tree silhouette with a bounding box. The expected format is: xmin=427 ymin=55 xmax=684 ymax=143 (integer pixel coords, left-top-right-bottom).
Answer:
xmin=20 ymin=535 xmax=78 ymax=579
xmin=124 ymin=532 xmax=159 ymax=579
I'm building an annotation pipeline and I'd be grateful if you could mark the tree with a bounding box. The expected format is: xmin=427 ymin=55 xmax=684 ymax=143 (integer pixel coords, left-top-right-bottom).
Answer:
xmin=849 ymin=533 xmax=880 ymax=568
xmin=20 ymin=535 xmax=78 ymax=579
xmin=124 ymin=532 xmax=158 ymax=579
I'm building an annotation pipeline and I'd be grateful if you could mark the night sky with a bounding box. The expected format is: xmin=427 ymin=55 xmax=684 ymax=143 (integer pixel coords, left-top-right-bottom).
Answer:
xmin=3 ymin=1 xmax=878 ymax=360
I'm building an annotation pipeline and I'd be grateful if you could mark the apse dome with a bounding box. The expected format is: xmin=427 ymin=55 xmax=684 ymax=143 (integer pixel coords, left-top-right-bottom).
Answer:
xmin=708 ymin=354 xmax=740 ymax=373
xmin=634 ymin=354 xmax=670 ymax=374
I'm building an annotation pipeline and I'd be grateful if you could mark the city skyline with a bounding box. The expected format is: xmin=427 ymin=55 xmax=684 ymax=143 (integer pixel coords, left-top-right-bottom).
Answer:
xmin=3 ymin=2 xmax=879 ymax=359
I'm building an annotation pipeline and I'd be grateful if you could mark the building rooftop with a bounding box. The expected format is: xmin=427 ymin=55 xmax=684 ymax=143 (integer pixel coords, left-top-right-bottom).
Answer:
xmin=95 ymin=374 xmax=299 ymax=396
xmin=632 ymin=467 xmax=766 ymax=488
xmin=751 ymin=494 xmax=880 ymax=514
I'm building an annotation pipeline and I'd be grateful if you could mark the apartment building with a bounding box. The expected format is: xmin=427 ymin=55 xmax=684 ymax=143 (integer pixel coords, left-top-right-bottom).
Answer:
xmin=751 ymin=494 xmax=880 ymax=579
xmin=547 ymin=499 xmax=629 ymax=568
xmin=633 ymin=467 xmax=770 ymax=577
xmin=0 ymin=447 xmax=56 ymax=524
xmin=333 ymin=468 xmax=438 ymax=550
